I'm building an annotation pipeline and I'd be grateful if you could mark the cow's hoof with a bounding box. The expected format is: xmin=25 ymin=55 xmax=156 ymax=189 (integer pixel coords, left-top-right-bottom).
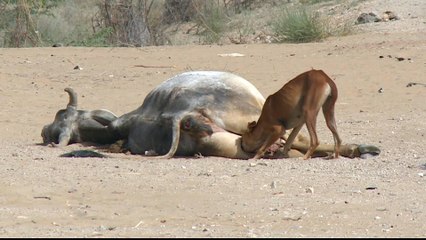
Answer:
xmin=358 ymin=144 xmax=381 ymax=159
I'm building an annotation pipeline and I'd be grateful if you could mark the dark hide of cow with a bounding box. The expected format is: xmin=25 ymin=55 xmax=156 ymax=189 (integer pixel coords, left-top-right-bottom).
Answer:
xmin=41 ymin=88 xmax=119 ymax=146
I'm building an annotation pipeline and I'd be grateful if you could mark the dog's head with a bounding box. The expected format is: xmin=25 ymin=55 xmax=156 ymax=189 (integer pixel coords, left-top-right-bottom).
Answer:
xmin=241 ymin=121 xmax=259 ymax=152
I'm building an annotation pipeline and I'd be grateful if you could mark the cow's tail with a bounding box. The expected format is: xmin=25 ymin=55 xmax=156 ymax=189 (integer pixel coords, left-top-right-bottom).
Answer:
xmin=155 ymin=116 xmax=181 ymax=159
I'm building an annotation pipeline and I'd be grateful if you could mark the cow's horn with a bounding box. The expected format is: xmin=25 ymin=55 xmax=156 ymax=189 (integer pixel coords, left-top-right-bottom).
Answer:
xmin=64 ymin=87 xmax=78 ymax=107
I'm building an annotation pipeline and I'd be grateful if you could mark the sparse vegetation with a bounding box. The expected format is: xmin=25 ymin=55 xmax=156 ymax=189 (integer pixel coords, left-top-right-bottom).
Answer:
xmin=0 ymin=0 xmax=64 ymax=47
xmin=193 ymin=1 xmax=230 ymax=44
xmin=272 ymin=5 xmax=330 ymax=43
xmin=300 ymin=0 xmax=335 ymax=4
xmin=36 ymin=0 xmax=96 ymax=46
xmin=0 ymin=0 xmax=357 ymax=47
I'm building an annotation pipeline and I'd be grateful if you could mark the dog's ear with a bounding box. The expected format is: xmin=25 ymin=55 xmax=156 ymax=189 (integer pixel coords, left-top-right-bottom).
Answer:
xmin=247 ymin=121 xmax=257 ymax=131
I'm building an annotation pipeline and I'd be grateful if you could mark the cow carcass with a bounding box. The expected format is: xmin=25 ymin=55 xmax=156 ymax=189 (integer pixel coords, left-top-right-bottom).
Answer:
xmin=41 ymin=71 xmax=380 ymax=159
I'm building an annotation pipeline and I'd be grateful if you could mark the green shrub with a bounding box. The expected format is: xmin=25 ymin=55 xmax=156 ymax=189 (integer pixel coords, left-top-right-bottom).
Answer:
xmin=74 ymin=27 xmax=114 ymax=47
xmin=36 ymin=1 xmax=97 ymax=46
xmin=272 ymin=5 xmax=330 ymax=43
xmin=194 ymin=1 xmax=228 ymax=44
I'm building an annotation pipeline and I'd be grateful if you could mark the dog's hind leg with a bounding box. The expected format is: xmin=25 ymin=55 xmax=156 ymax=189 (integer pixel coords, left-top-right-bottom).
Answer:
xmin=322 ymin=97 xmax=342 ymax=158
xmin=303 ymin=108 xmax=321 ymax=160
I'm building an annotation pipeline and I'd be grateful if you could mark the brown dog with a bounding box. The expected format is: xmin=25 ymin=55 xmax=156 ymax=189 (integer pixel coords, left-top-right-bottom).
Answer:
xmin=241 ymin=69 xmax=342 ymax=160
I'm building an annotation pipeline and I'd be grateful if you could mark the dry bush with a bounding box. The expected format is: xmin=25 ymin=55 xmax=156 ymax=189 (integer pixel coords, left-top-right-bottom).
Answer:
xmin=163 ymin=0 xmax=196 ymax=24
xmin=95 ymin=0 xmax=151 ymax=46
xmin=1 ymin=0 xmax=42 ymax=47
xmin=37 ymin=1 xmax=97 ymax=46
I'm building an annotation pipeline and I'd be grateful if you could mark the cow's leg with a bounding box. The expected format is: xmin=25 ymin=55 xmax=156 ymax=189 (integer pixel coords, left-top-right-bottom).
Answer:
xmin=90 ymin=109 xmax=118 ymax=126
xmin=290 ymin=134 xmax=380 ymax=159
xmin=195 ymin=132 xmax=254 ymax=159
xmin=53 ymin=129 xmax=72 ymax=147
xmin=79 ymin=118 xmax=120 ymax=144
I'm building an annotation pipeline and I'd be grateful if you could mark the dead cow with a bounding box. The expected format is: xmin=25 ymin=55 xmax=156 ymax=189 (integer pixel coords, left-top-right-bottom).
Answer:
xmin=241 ymin=69 xmax=341 ymax=160
xmin=42 ymin=71 xmax=380 ymax=159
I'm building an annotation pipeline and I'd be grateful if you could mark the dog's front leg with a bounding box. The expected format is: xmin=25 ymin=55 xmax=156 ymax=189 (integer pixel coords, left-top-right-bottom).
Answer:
xmin=252 ymin=132 xmax=282 ymax=159
xmin=282 ymin=124 xmax=303 ymax=155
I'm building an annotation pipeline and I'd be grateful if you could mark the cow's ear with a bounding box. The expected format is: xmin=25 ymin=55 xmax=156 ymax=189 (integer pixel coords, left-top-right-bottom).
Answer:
xmin=247 ymin=121 xmax=257 ymax=131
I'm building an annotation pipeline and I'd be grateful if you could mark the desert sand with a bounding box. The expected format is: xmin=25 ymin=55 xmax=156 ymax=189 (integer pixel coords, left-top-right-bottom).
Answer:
xmin=0 ymin=0 xmax=425 ymax=237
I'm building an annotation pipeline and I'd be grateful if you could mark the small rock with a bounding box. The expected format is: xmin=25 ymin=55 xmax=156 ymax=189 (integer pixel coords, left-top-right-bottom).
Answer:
xmin=73 ymin=65 xmax=82 ymax=70
xmin=357 ymin=12 xmax=381 ymax=24
xmin=67 ymin=188 xmax=77 ymax=193
xmin=378 ymin=88 xmax=384 ymax=93
xmin=144 ymin=150 xmax=157 ymax=156
xmin=91 ymin=232 xmax=103 ymax=237
xmin=382 ymin=11 xmax=399 ymax=21
xmin=97 ymin=225 xmax=108 ymax=231
xmin=305 ymin=187 xmax=314 ymax=194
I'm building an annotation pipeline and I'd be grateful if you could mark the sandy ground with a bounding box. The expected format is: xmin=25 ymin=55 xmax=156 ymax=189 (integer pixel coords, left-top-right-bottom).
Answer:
xmin=0 ymin=0 xmax=425 ymax=237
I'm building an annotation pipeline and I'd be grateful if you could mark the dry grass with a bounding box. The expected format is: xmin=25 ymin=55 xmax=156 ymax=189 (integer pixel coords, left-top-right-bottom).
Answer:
xmin=0 ymin=0 xmax=358 ymax=47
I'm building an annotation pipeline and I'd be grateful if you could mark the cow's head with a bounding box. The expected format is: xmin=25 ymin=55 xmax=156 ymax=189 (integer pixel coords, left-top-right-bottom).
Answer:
xmin=180 ymin=111 xmax=216 ymax=139
xmin=41 ymin=88 xmax=79 ymax=145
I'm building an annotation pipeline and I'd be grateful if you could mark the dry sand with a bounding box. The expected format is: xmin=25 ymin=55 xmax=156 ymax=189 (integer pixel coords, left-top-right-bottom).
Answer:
xmin=0 ymin=0 xmax=425 ymax=237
